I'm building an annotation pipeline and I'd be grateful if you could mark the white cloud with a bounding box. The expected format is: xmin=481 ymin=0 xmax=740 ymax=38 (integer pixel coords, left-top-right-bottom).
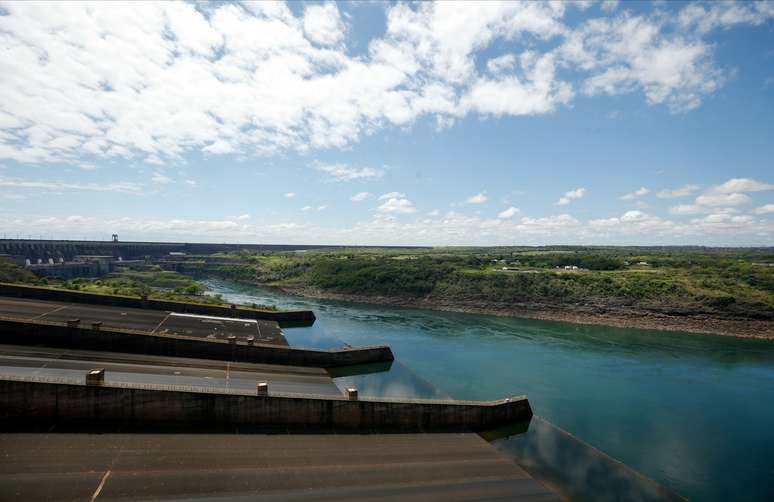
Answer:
xmin=0 ymin=176 xmax=142 ymax=194
xmin=301 ymin=206 xmax=312 ymax=212
xmin=379 ymin=192 xmax=406 ymax=200
xmin=284 ymin=192 xmax=296 ymax=198
xmin=0 ymin=1 xmax=759 ymax=166
xmin=467 ymin=192 xmax=488 ymax=204
xmin=695 ymin=192 xmax=752 ymax=207
xmin=710 ymin=178 xmax=774 ymax=194
xmin=461 ymin=52 xmax=574 ymax=116
xmin=317 ymin=205 xmax=327 ymax=211
xmin=678 ymin=2 xmax=774 ymax=35
xmin=753 ymin=204 xmax=774 ymax=215
xmin=657 ymin=185 xmax=700 ymax=198
xmin=600 ymin=1 xmax=619 ymax=14
xmin=669 ymin=204 xmax=704 ymax=215
xmin=620 ymin=186 xmax=649 ymax=200
xmin=428 ymin=209 xmax=440 ymax=216
xmin=350 ymin=191 xmax=369 ymax=202
xmin=377 ymin=193 xmax=416 ymax=214
xmin=303 ymin=2 xmax=346 ymax=46
xmin=556 ymin=187 xmax=586 ymax=205
xmin=498 ymin=206 xmax=520 ymax=219
xmin=151 ymin=173 xmax=173 ymax=184
xmin=312 ymin=162 xmax=384 ymax=182
xmin=562 ymin=9 xmax=728 ymax=112
xmin=3 ymin=206 xmax=771 ymax=246
xmin=667 ymin=178 xmax=772 ymax=213
xmin=236 ymin=214 xmax=250 ymax=221
xmin=487 ymin=54 xmax=516 ymax=74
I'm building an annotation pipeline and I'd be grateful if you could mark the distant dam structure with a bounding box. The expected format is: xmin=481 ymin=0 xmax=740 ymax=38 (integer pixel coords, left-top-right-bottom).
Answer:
xmin=0 ymin=238 xmax=430 ymax=265
xmin=0 ymin=238 xmax=343 ymax=263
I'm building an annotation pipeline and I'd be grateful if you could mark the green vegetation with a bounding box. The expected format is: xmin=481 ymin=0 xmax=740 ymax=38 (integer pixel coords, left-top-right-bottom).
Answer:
xmin=0 ymin=257 xmax=39 ymax=284
xmin=0 ymin=260 xmax=276 ymax=311
xmin=195 ymin=246 xmax=774 ymax=320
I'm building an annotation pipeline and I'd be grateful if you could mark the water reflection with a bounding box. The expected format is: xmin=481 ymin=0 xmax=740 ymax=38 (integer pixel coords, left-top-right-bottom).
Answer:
xmin=332 ymin=361 xmax=448 ymax=400
xmin=489 ymin=416 xmax=684 ymax=502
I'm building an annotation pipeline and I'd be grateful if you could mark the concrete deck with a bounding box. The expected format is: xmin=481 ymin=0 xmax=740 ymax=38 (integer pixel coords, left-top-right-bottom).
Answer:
xmin=0 ymin=344 xmax=343 ymax=397
xmin=0 ymin=296 xmax=286 ymax=345
xmin=0 ymin=432 xmax=561 ymax=501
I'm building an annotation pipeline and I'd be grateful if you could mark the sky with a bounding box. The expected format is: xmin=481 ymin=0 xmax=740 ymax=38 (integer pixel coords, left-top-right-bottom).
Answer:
xmin=0 ymin=0 xmax=773 ymax=246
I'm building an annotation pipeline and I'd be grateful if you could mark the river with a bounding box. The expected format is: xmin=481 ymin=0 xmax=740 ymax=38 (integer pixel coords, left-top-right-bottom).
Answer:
xmin=205 ymin=279 xmax=774 ymax=501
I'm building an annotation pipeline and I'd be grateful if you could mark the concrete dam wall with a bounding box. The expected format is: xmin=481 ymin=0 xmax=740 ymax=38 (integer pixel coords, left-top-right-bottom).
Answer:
xmin=0 ymin=376 xmax=533 ymax=432
xmin=0 ymin=317 xmax=393 ymax=368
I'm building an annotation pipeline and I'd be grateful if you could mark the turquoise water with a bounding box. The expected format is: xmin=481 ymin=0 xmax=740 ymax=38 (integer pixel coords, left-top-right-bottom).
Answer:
xmin=206 ymin=280 xmax=774 ymax=501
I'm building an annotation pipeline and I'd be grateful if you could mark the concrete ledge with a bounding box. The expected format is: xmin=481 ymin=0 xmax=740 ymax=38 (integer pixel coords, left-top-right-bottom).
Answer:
xmin=0 ymin=376 xmax=532 ymax=432
xmin=0 ymin=317 xmax=393 ymax=368
xmin=0 ymin=283 xmax=315 ymax=327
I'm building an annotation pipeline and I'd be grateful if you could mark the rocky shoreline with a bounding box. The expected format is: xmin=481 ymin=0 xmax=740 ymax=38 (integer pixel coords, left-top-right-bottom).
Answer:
xmin=276 ymin=285 xmax=774 ymax=340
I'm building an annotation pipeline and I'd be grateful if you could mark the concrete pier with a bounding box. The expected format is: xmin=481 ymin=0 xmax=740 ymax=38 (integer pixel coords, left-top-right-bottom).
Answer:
xmin=0 ymin=376 xmax=532 ymax=432
xmin=0 ymin=317 xmax=394 ymax=368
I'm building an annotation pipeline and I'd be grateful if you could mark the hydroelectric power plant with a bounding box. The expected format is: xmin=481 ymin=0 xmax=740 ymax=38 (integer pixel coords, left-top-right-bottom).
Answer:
xmin=0 ymin=240 xmax=684 ymax=500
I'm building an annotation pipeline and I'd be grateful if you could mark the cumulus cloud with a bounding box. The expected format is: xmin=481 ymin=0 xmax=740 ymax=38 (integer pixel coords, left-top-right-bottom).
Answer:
xmin=556 ymin=187 xmax=586 ymax=205
xmin=710 ymin=178 xmax=774 ymax=194
xmin=236 ymin=213 xmax=250 ymax=221
xmin=0 ymin=1 xmax=765 ymax=166
xmin=379 ymin=192 xmax=406 ymax=200
xmin=657 ymin=185 xmax=700 ymax=198
xmin=487 ymin=54 xmax=516 ymax=74
xmin=284 ymin=192 xmax=296 ymax=198
xmin=694 ymin=192 xmax=752 ymax=207
xmin=312 ymin=162 xmax=384 ymax=182
xmin=151 ymin=173 xmax=173 ymax=185
xmin=667 ymin=178 xmax=773 ymax=214
xmin=753 ymin=204 xmax=774 ymax=215
xmin=467 ymin=192 xmax=488 ymax=204
xmin=620 ymin=187 xmax=649 ymax=200
xmin=678 ymin=2 xmax=774 ymax=34
xmin=669 ymin=204 xmax=705 ymax=215
xmin=557 ymin=2 xmax=766 ymax=112
xmin=498 ymin=206 xmax=520 ymax=219
xmin=377 ymin=193 xmax=416 ymax=214
xmin=350 ymin=191 xmax=369 ymax=202
xmin=2 ymin=205 xmax=771 ymax=246
xmin=302 ymin=2 xmax=346 ymax=46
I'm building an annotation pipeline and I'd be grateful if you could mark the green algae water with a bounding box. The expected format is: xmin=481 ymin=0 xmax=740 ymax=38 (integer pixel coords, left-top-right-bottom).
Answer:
xmin=206 ymin=280 xmax=774 ymax=501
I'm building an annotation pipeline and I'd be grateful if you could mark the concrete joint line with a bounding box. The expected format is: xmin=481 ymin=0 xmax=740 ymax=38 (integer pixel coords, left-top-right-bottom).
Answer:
xmin=91 ymin=469 xmax=111 ymax=501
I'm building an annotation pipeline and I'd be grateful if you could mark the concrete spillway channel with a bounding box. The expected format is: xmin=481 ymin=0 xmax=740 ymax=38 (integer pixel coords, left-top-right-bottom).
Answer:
xmin=0 ymin=316 xmax=393 ymax=368
xmin=0 ymin=296 xmax=392 ymax=367
xmin=0 ymin=295 xmax=548 ymax=500
xmin=0 ymin=345 xmax=531 ymax=432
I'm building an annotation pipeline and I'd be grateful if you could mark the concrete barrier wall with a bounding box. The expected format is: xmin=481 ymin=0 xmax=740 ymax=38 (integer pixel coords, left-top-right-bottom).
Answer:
xmin=0 ymin=283 xmax=315 ymax=326
xmin=0 ymin=377 xmax=532 ymax=432
xmin=0 ymin=318 xmax=393 ymax=368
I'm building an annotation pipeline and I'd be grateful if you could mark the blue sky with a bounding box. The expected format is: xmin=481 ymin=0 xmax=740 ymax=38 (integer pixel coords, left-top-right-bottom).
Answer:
xmin=0 ymin=0 xmax=772 ymax=245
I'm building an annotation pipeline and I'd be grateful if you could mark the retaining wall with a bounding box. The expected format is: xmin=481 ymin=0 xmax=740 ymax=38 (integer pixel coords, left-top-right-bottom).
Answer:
xmin=0 ymin=283 xmax=315 ymax=326
xmin=0 ymin=376 xmax=532 ymax=432
xmin=0 ymin=318 xmax=393 ymax=368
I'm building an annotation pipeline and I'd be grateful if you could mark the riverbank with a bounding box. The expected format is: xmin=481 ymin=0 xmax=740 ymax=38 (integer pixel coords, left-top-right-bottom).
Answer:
xmin=277 ymin=285 xmax=774 ymax=340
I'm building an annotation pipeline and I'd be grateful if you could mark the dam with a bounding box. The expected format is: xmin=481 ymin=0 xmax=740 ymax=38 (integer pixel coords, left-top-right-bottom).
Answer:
xmin=0 ymin=285 xmax=561 ymax=501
